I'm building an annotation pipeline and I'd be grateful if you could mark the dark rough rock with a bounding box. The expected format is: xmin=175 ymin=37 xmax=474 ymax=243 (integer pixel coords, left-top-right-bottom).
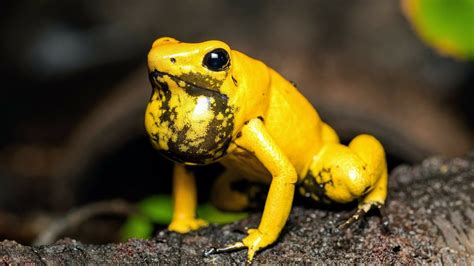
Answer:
xmin=1 ymin=154 xmax=473 ymax=264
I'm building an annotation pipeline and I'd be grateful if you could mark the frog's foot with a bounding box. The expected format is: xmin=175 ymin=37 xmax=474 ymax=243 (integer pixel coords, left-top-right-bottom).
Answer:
xmin=168 ymin=218 xmax=208 ymax=233
xmin=204 ymin=228 xmax=272 ymax=263
xmin=338 ymin=202 xmax=387 ymax=230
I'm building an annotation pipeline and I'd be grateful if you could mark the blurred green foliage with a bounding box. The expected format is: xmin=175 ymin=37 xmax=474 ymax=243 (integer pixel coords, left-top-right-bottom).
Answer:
xmin=403 ymin=0 xmax=474 ymax=60
xmin=120 ymin=195 xmax=247 ymax=240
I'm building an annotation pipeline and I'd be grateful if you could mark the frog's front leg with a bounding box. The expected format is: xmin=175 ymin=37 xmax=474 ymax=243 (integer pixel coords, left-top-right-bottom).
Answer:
xmin=206 ymin=118 xmax=297 ymax=262
xmin=168 ymin=163 xmax=208 ymax=233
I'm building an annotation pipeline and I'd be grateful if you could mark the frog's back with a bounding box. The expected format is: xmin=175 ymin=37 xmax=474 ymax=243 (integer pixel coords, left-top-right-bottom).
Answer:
xmin=263 ymin=68 xmax=323 ymax=177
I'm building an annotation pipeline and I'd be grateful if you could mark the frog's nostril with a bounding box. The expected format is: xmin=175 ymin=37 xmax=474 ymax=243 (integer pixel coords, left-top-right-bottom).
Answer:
xmin=170 ymin=58 xmax=176 ymax=64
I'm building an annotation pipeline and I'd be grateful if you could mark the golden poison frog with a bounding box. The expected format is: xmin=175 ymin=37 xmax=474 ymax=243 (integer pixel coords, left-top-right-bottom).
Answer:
xmin=144 ymin=37 xmax=388 ymax=262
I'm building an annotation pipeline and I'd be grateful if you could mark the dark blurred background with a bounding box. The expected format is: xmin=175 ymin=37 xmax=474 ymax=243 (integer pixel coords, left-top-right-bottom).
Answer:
xmin=0 ymin=0 xmax=472 ymax=244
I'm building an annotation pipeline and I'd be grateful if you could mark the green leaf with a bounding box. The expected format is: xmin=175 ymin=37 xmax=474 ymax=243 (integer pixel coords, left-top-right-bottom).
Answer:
xmin=120 ymin=215 xmax=153 ymax=240
xmin=120 ymin=195 xmax=248 ymax=240
xmin=137 ymin=194 xmax=248 ymax=224
xmin=138 ymin=195 xmax=173 ymax=224
xmin=198 ymin=203 xmax=248 ymax=224
xmin=403 ymin=0 xmax=474 ymax=60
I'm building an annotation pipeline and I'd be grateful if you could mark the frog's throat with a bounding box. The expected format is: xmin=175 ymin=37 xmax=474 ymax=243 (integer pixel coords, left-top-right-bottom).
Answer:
xmin=147 ymin=70 xmax=235 ymax=165
xmin=149 ymin=69 xmax=223 ymax=95
xmin=298 ymin=170 xmax=332 ymax=204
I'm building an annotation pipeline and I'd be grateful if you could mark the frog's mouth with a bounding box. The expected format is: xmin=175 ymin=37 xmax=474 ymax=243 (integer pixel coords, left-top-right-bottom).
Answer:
xmin=147 ymin=70 xmax=235 ymax=165
xmin=149 ymin=70 xmax=223 ymax=96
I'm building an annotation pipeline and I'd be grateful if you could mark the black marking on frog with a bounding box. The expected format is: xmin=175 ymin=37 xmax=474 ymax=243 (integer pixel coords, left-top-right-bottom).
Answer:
xmin=150 ymin=70 xmax=225 ymax=93
xmin=363 ymin=185 xmax=372 ymax=194
xmin=147 ymin=70 xmax=234 ymax=165
xmin=316 ymin=168 xmax=334 ymax=185
xmin=299 ymin=168 xmax=333 ymax=203
xmin=179 ymin=71 xmax=225 ymax=91
xmin=231 ymin=75 xmax=238 ymax=87
xmin=148 ymin=71 xmax=163 ymax=101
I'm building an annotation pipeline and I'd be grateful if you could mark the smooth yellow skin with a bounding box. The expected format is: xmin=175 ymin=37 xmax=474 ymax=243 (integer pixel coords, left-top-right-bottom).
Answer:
xmin=168 ymin=164 xmax=208 ymax=232
xmin=145 ymin=37 xmax=388 ymax=262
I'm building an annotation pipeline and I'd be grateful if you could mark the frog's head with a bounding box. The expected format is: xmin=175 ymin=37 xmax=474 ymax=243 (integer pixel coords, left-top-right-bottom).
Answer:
xmin=145 ymin=37 xmax=270 ymax=165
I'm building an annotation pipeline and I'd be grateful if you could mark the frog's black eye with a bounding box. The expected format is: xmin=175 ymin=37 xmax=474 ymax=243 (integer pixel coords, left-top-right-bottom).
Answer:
xmin=203 ymin=48 xmax=230 ymax=71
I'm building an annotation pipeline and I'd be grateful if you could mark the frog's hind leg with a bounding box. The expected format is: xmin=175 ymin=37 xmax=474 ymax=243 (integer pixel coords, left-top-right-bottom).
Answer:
xmin=211 ymin=170 xmax=250 ymax=211
xmin=340 ymin=135 xmax=388 ymax=229
xmin=304 ymin=134 xmax=388 ymax=229
xmin=321 ymin=122 xmax=340 ymax=144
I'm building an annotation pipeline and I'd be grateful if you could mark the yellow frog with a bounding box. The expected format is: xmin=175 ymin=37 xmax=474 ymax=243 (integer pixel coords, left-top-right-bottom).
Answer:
xmin=144 ymin=37 xmax=388 ymax=262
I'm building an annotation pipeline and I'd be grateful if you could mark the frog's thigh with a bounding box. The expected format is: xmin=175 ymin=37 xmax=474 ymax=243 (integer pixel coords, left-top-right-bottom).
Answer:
xmin=321 ymin=123 xmax=340 ymax=144
xmin=211 ymin=170 xmax=249 ymax=211
xmin=309 ymin=134 xmax=387 ymax=204
xmin=348 ymin=134 xmax=388 ymax=206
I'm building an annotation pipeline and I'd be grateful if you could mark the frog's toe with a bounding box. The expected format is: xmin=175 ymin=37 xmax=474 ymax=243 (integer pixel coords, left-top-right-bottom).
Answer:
xmin=203 ymin=242 xmax=245 ymax=257
xmin=338 ymin=202 xmax=387 ymax=230
xmin=242 ymin=229 xmax=264 ymax=258
xmin=193 ymin=218 xmax=208 ymax=228
xmin=168 ymin=218 xmax=208 ymax=233
xmin=338 ymin=207 xmax=367 ymax=230
xmin=203 ymin=228 xmax=271 ymax=262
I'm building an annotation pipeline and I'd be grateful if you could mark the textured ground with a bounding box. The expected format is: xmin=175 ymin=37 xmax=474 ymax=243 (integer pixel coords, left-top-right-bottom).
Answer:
xmin=0 ymin=154 xmax=473 ymax=264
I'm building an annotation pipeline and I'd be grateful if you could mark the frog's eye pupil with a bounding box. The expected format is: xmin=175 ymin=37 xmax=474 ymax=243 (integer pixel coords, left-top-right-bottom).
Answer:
xmin=203 ymin=48 xmax=230 ymax=71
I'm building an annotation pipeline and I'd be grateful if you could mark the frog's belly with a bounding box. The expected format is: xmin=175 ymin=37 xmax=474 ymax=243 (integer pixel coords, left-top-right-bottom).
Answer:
xmin=219 ymin=147 xmax=272 ymax=184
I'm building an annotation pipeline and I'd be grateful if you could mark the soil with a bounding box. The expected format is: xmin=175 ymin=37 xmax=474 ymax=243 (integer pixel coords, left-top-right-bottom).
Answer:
xmin=0 ymin=154 xmax=473 ymax=264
